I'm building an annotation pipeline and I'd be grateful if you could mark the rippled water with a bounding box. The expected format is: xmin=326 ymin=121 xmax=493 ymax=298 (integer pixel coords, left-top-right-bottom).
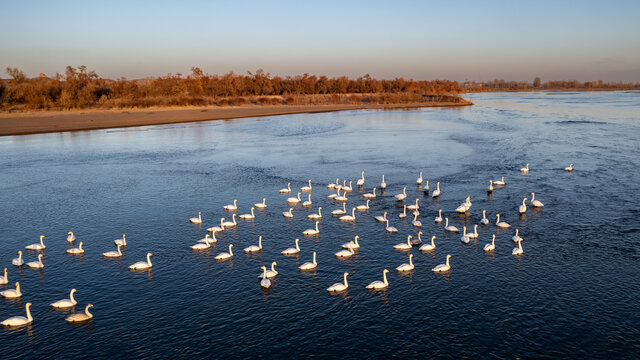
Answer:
xmin=1 ymin=92 xmax=639 ymax=358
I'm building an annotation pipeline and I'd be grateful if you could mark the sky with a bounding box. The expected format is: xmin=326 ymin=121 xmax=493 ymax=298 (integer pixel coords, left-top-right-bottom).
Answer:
xmin=1 ymin=0 xmax=639 ymax=81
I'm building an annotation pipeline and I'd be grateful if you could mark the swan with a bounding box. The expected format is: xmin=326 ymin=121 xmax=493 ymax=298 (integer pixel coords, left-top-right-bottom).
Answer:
xmin=468 ymin=224 xmax=479 ymax=239
xmin=308 ymin=207 xmax=322 ymax=220
xmin=222 ymin=214 xmax=237 ymax=228
xmin=130 ymin=253 xmax=153 ymax=269
xmin=356 ymin=200 xmax=370 ymax=211
xmin=335 ymin=246 xmax=355 ymax=258
xmin=215 ymin=245 xmax=234 ymax=260
xmin=26 ymin=235 xmax=46 ymax=251
xmin=260 ymin=266 xmax=272 ymax=288
xmin=327 ymin=272 xmax=349 ymax=292
xmin=385 ymin=219 xmax=398 ymax=233
xmin=280 ymin=182 xmax=291 ymax=193
xmin=565 ymin=163 xmax=574 ymax=171
xmin=301 ymin=179 xmax=312 ymax=192
xmin=224 ymin=199 xmax=238 ymax=211
xmin=328 ymin=178 xmax=338 ymax=189
xmin=399 ymin=205 xmax=407 ymax=219
xmin=288 ymin=192 xmax=302 ymax=204
xmin=191 ymin=235 xmax=213 ymax=250
xmin=239 ymin=207 xmax=256 ymax=220
xmin=67 ymin=231 xmax=75 ymax=243
xmin=380 ymin=174 xmax=386 ymax=189
xmin=103 ymin=244 xmax=123 ymax=258
xmin=342 ymin=235 xmax=360 ymax=250
xmin=411 ymin=231 xmax=423 ymax=245
xmin=263 ymin=262 xmax=278 ymax=278
xmin=299 ymin=252 xmax=318 ymax=271
xmin=520 ymin=163 xmax=530 ymax=173
xmin=302 ymin=193 xmax=313 ymax=207
xmin=189 ymin=212 xmax=202 ymax=224
xmin=394 ymin=235 xmax=413 ymax=250
xmin=0 ymin=268 xmax=7 ymax=285
xmin=432 ymin=182 xmax=440 ymax=198
xmin=1 ymin=282 xmax=21 ymax=298
xmin=424 ymin=180 xmax=430 ymax=192
xmin=66 ymin=304 xmax=93 ymax=323
xmin=357 ymin=171 xmax=365 ymax=186
xmin=114 ymin=234 xmax=127 ymax=246
xmin=444 ymin=218 xmax=459 ymax=232
xmin=342 ymin=181 xmax=353 ymax=192
xmin=282 ymin=238 xmax=301 ymax=255
xmin=487 ymin=180 xmax=493 ymax=193
xmin=363 ymin=187 xmax=377 ymax=199
xmin=484 ymin=234 xmax=496 ymax=252
xmin=197 ymin=232 xmax=217 ymax=244
xmin=303 ymin=222 xmax=320 ymax=236
xmin=366 ymin=269 xmax=390 ymax=290
xmin=337 ymin=180 xmax=347 ymax=191
xmin=412 ymin=213 xmax=422 ymax=227
xmin=435 ymin=209 xmax=443 ymax=223
xmin=461 ymin=226 xmax=471 ymax=244
xmin=419 ymin=236 xmax=437 ymax=251
xmin=396 ymin=254 xmax=415 ymax=272
xmin=207 ymin=219 xmax=225 ymax=233
xmin=493 ymin=176 xmax=505 ymax=186
xmin=407 ymin=198 xmax=420 ymax=211
xmin=375 ymin=211 xmax=387 ymax=222
xmin=12 ymin=251 xmax=24 ymax=266
xmin=481 ymin=210 xmax=489 ymax=225
xmin=283 ymin=208 xmax=294 ymax=218
xmin=335 ymin=190 xmax=348 ymax=202
xmin=27 ymin=254 xmax=44 ymax=269
xmin=328 ymin=190 xmax=338 ymax=200
xmin=432 ymin=254 xmax=452 ymax=273
xmin=66 ymin=242 xmax=84 ymax=255
xmin=339 ymin=208 xmax=356 ymax=222
xmin=2 ymin=302 xmax=32 ymax=327
xmin=496 ymin=214 xmax=511 ymax=228
xmin=456 ymin=196 xmax=471 ymax=213
xmin=512 ymin=238 xmax=524 ymax=256
xmin=51 ymin=288 xmax=78 ymax=309
xmin=395 ymin=187 xmax=407 ymax=201
xmin=530 ymin=192 xmax=545 ymax=207
xmin=416 ymin=171 xmax=423 ymax=185
xmin=332 ymin=203 xmax=347 ymax=216
xmin=255 ymin=198 xmax=267 ymax=209
xmin=244 ymin=236 xmax=263 ymax=253
xmin=519 ymin=198 xmax=528 ymax=214
xmin=512 ymin=229 xmax=522 ymax=242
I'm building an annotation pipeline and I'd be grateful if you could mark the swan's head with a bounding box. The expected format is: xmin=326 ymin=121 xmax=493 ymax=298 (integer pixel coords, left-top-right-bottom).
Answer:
xmin=148 ymin=253 xmax=153 ymax=257
xmin=261 ymin=266 xmax=266 ymax=270
xmin=79 ymin=241 xmax=83 ymax=246
xmin=229 ymin=244 xmax=234 ymax=248
xmin=71 ymin=288 xmax=77 ymax=294
xmin=272 ymin=262 xmax=278 ymax=267
xmin=68 ymin=231 xmax=73 ymax=235
xmin=295 ymin=238 xmax=300 ymax=244
xmin=383 ymin=269 xmax=390 ymax=274
xmin=38 ymin=254 xmax=43 ymax=260
xmin=318 ymin=207 xmax=322 ymax=210
xmin=26 ymin=302 xmax=32 ymax=309
xmin=40 ymin=235 xmax=45 ymax=240
xmin=221 ymin=218 xmax=225 ymax=221
xmin=409 ymin=254 xmax=413 ymax=259
xmin=18 ymin=250 xmax=22 ymax=256
xmin=344 ymin=272 xmax=350 ymax=276
xmin=524 ymin=198 xmax=528 ymax=201
xmin=431 ymin=235 xmax=436 ymax=240
xmin=87 ymin=304 xmax=94 ymax=309
xmin=446 ymin=254 xmax=452 ymax=259
xmin=15 ymin=282 xmax=20 ymax=289
xmin=123 ymin=234 xmax=126 ymax=239
xmin=418 ymin=231 xmax=422 ymax=235
xmin=407 ymin=235 xmax=413 ymax=240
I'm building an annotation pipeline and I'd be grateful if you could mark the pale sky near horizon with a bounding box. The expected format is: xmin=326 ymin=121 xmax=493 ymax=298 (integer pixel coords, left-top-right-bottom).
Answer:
xmin=1 ymin=0 xmax=639 ymax=82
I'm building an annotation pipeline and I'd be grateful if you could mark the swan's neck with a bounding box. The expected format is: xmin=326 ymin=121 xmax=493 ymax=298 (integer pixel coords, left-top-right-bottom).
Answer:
xmin=251 ymin=208 xmax=255 ymax=216
xmin=343 ymin=273 xmax=348 ymax=286
xmin=318 ymin=208 xmax=322 ymax=215
xmin=315 ymin=222 xmax=319 ymax=231
xmin=312 ymin=252 xmax=317 ymax=264
xmin=463 ymin=227 xmax=467 ymax=235
xmin=383 ymin=271 xmax=388 ymax=285
xmin=262 ymin=267 xmax=267 ymax=279
xmin=262 ymin=198 xmax=266 ymax=205
xmin=295 ymin=239 xmax=300 ymax=251
xmin=354 ymin=237 xmax=359 ymax=246
xmin=522 ymin=199 xmax=526 ymax=205
xmin=26 ymin=304 xmax=32 ymax=322
xmin=515 ymin=229 xmax=519 ymax=236
xmin=117 ymin=245 xmax=122 ymax=255
xmin=414 ymin=213 xmax=418 ymax=221
xmin=482 ymin=210 xmax=486 ymax=219
xmin=531 ymin=193 xmax=535 ymax=201
xmin=437 ymin=183 xmax=440 ymax=190
xmin=40 ymin=236 xmax=44 ymax=246
xmin=445 ymin=218 xmax=448 ymax=227
xmin=409 ymin=256 xmax=413 ymax=266
xmin=287 ymin=183 xmax=291 ymax=191
xmin=407 ymin=236 xmax=412 ymax=245
xmin=70 ymin=290 xmax=76 ymax=303
xmin=18 ymin=252 xmax=22 ymax=261
xmin=258 ymin=236 xmax=262 ymax=248
xmin=496 ymin=215 xmax=500 ymax=224
xmin=146 ymin=254 xmax=152 ymax=265
xmin=38 ymin=256 xmax=43 ymax=265
xmin=79 ymin=243 xmax=83 ymax=250
xmin=403 ymin=188 xmax=406 ymax=195
xmin=352 ymin=208 xmax=355 ymax=217
xmin=474 ymin=225 xmax=478 ymax=235
xmin=446 ymin=256 xmax=450 ymax=267
xmin=518 ymin=240 xmax=523 ymax=250
xmin=492 ymin=236 xmax=495 ymax=246
xmin=229 ymin=245 xmax=233 ymax=255
xmin=342 ymin=203 xmax=346 ymax=211
xmin=431 ymin=237 xmax=435 ymax=246
xmin=382 ymin=175 xmax=385 ymax=182
xmin=85 ymin=306 xmax=92 ymax=317
xmin=122 ymin=235 xmax=126 ymax=245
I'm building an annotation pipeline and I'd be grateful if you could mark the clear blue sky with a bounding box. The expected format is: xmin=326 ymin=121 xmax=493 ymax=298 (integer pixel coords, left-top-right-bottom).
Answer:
xmin=1 ymin=0 xmax=639 ymax=81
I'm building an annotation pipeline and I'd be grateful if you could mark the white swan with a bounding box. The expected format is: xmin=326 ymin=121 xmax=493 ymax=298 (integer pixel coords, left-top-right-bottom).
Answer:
xmin=2 ymin=302 xmax=32 ymax=327
xmin=484 ymin=234 xmax=496 ymax=252
xmin=519 ymin=198 xmax=528 ymax=214
xmin=129 ymin=253 xmax=153 ymax=270
xmin=0 ymin=268 xmax=7 ymax=285
xmin=191 ymin=235 xmax=213 ymax=250
xmin=493 ymin=176 xmax=505 ymax=186
xmin=444 ymin=218 xmax=459 ymax=232
xmin=27 ymin=254 xmax=44 ymax=269
xmin=435 ymin=209 xmax=443 ymax=223
xmin=399 ymin=205 xmax=407 ymax=219
xmin=396 ymin=254 xmax=415 ymax=272
xmin=282 ymin=238 xmax=301 ymax=255
xmin=385 ymin=219 xmax=398 ymax=233
xmin=380 ymin=174 xmax=386 ymax=189
xmin=412 ymin=213 xmax=422 ymax=227
xmin=332 ymin=203 xmax=346 ymax=216
xmin=335 ymin=246 xmax=355 ymax=258
xmin=1 ymin=282 xmax=21 ymax=298
xmin=280 ymin=182 xmax=292 ymax=193
xmin=301 ymin=179 xmax=312 ymax=192
xmin=224 ymin=199 xmax=238 ymax=211
xmin=308 ymin=207 xmax=322 ymax=220
xmin=456 ymin=196 xmax=471 ymax=213
xmin=363 ymin=187 xmax=376 ymax=199
xmin=375 ymin=211 xmax=387 ymax=222
xmin=26 ymin=235 xmax=46 ymax=251
xmin=530 ymin=192 xmax=545 ymax=207
xmin=496 ymin=214 xmax=511 ymax=228
xmin=419 ymin=235 xmax=437 ymax=251
xmin=356 ymin=199 xmax=370 ymax=211
xmin=114 ymin=234 xmax=127 ymax=246
xmin=565 ymin=163 xmax=574 ymax=171
xmin=302 ymin=193 xmax=312 ymax=207
xmin=12 ymin=251 xmax=24 ymax=266
xmin=468 ymin=224 xmax=479 ymax=239
xmin=66 ymin=242 xmax=84 ymax=255
xmin=303 ymin=222 xmax=320 ymax=236
xmin=512 ymin=229 xmax=522 ymax=242
xmin=244 ymin=236 xmax=263 ymax=253
xmin=342 ymin=181 xmax=353 ymax=192
xmin=67 ymin=231 xmax=75 ymax=243
xmin=520 ymin=163 xmax=530 ymax=173
xmin=51 ymin=288 xmax=78 ymax=309
xmin=215 ymin=245 xmax=234 ymax=260
xmin=339 ymin=208 xmax=356 ymax=222
xmin=512 ymin=238 xmax=524 ymax=255
xmin=432 ymin=182 xmax=440 ymax=198
xmin=407 ymin=198 xmax=420 ymax=211
xmin=395 ymin=187 xmax=407 ymax=201
xmin=432 ymin=254 xmax=452 ymax=273
xmin=356 ymin=171 xmax=365 ymax=186
xmin=328 ymin=178 xmax=338 ymax=189
xmin=411 ymin=231 xmax=423 ymax=245
xmin=299 ymin=252 xmax=318 ymax=271
xmin=189 ymin=212 xmax=202 ymax=224
xmin=481 ymin=210 xmax=489 ymax=225
xmin=207 ymin=219 xmax=225 ymax=233
xmin=342 ymin=235 xmax=360 ymax=250
xmin=424 ymin=180 xmax=429 ymax=192
xmin=327 ymin=190 xmax=338 ymax=200
xmin=283 ymin=208 xmax=294 ymax=218
xmin=487 ymin=180 xmax=494 ymax=193
xmin=366 ymin=269 xmax=390 ymax=290
xmin=198 ymin=232 xmax=218 ymax=244
xmin=327 ymin=272 xmax=349 ymax=292
xmin=255 ymin=198 xmax=267 ymax=209
xmin=222 ymin=214 xmax=237 ymax=228
xmin=103 ymin=243 xmax=123 ymax=258
xmin=66 ymin=304 xmax=93 ymax=323
xmin=264 ymin=262 xmax=278 ymax=278
xmin=335 ymin=190 xmax=348 ymax=202
xmin=461 ymin=226 xmax=471 ymax=244
xmin=239 ymin=207 xmax=256 ymax=220
xmin=394 ymin=235 xmax=413 ymax=250
xmin=416 ymin=171 xmax=423 ymax=185
xmin=260 ymin=266 xmax=272 ymax=288
xmin=288 ymin=192 xmax=302 ymax=204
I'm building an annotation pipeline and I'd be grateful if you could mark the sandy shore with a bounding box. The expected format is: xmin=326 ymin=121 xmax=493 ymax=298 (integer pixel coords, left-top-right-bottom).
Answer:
xmin=0 ymin=102 xmax=471 ymax=136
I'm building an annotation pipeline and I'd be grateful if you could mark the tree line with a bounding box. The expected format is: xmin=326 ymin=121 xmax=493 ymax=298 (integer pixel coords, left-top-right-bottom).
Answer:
xmin=462 ymin=78 xmax=640 ymax=91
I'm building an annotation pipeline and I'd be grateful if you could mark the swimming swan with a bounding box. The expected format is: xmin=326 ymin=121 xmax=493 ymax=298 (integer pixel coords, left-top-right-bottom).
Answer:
xmin=244 ymin=236 xmax=263 ymax=253
xmin=461 ymin=226 xmax=471 ymax=244
xmin=484 ymin=234 xmax=496 ymax=252
xmin=493 ymin=176 xmax=506 ymax=186
xmin=396 ymin=254 xmax=415 ymax=272
xmin=366 ymin=269 xmax=390 ymax=290
xmin=129 ymin=253 xmax=153 ymax=270
xmin=416 ymin=171 xmax=423 ymax=185
xmin=239 ymin=207 xmax=256 ymax=220
xmin=2 ymin=302 xmax=32 ymax=327
xmin=444 ymin=218 xmax=459 ymax=232
xmin=419 ymin=236 xmax=437 ymax=251
xmin=280 ymin=182 xmax=292 ymax=193
xmin=481 ymin=210 xmax=489 ymax=225
xmin=282 ymin=238 xmax=301 ymax=255
xmin=363 ymin=187 xmax=377 ymax=199
xmin=66 ymin=242 xmax=84 ymax=255
xmin=412 ymin=213 xmax=422 ymax=227
xmin=519 ymin=198 xmax=528 ymax=214
xmin=303 ymin=222 xmax=320 ymax=236
xmin=328 ymin=178 xmax=338 ymax=189
xmin=1 ymin=282 xmax=21 ymax=299
xmin=512 ymin=229 xmax=522 ymax=242
xmin=435 ymin=209 xmax=443 ymax=223
xmin=399 ymin=205 xmax=407 ymax=219
xmin=191 ymin=235 xmax=213 ymax=250
xmin=375 ymin=211 xmax=387 ymax=222
xmin=332 ymin=203 xmax=346 ymax=216
xmin=301 ymin=179 xmax=312 ymax=192
xmin=27 ymin=254 xmax=44 ymax=269
xmin=51 ymin=288 xmax=77 ymax=309
xmin=432 ymin=254 xmax=452 ymax=273
xmin=283 ymin=208 xmax=294 ymax=218
xmin=530 ymin=192 xmax=544 ymax=207
xmin=67 ymin=231 xmax=76 ymax=243
xmin=496 ymin=214 xmax=511 ymax=228
xmin=380 ymin=174 xmax=386 ymax=189
xmin=66 ymin=304 xmax=93 ymax=323
xmin=339 ymin=208 xmax=356 ymax=222
xmin=520 ymin=163 xmax=530 ymax=173
xmin=395 ymin=187 xmax=407 ymax=201
xmin=189 ymin=212 xmax=202 ymax=224
xmin=222 ymin=214 xmax=237 ymax=228
xmin=357 ymin=171 xmax=365 ymax=186
xmin=302 ymin=193 xmax=313 ymax=207
xmin=394 ymin=235 xmax=413 ymax=250
xmin=12 ymin=251 xmax=24 ymax=266
xmin=335 ymin=246 xmax=355 ymax=258
xmin=26 ymin=235 xmax=46 ymax=251
xmin=356 ymin=199 xmax=370 ymax=211
xmin=103 ymin=244 xmax=123 ymax=258
xmin=224 ymin=199 xmax=238 ymax=211
xmin=308 ymin=207 xmax=322 ymax=220
xmin=432 ymin=182 xmax=441 ymax=198
xmin=215 ymin=245 xmax=234 ymax=261
xmin=288 ymin=192 xmax=302 ymax=204
xmin=487 ymin=180 xmax=493 ymax=193
xmin=512 ymin=238 xmax=524 ymax=256
xmin=114 ymin=234 xmax=127 ymax=246
xmin=342 ymin=235 xmax=360 ymax=250
xmin=260 ymin=266 xmax=272 ymax=288
xmin=385 ymin=219 xmax=398 ymax=233
xmin=0 ymin=268 xmax=7 ymax=285
xmin=255 ymin=198 xmax=267 ymax=209
xmin=327 ymin=272 xmax=349 ymax=292
xmin=565 ymin=163 xmax=574 ymax=171
xmin=342 ymin=181 xmax=353 ymax=192
xmin=263 ymin=262 xmax=278 ymax=278
xmin=407 ymin=198 xmax=420 ymax=211
xmin=299 ymin=252 xmax=318 ymax=271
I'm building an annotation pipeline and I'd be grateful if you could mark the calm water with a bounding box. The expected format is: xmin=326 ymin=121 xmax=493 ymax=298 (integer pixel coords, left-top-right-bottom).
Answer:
xmin=1 ymin=92 xmax=639 ymax=359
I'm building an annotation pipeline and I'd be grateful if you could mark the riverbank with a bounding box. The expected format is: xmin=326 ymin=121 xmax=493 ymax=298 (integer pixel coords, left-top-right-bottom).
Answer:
xmin=0 ymin=101 xmax=472 ymax=136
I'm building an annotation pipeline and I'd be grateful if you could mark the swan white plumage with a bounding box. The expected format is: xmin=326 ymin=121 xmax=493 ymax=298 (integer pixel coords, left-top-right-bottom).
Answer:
xmin=444 ymin=218 xmax=459 ymax=232
xmin=280 ymin=182 xmax=292 ymax=193
xmin=215 ymin=245 xmax=234 ymax=261
xmin=263 ymin=262 xmax=278 ymax=278
xmin=301 ymin=179 xmax=312 ymax=192
xmin=342 ymin=181 xmax=353 ymax=192
xmin=512 ymin=238 xmax=524 ymax=256
xmin=222 ymin=214 xmax=237 ymax=228
xmin=328 ymin=178 xmax=338 ymax=189
xmin=207 ymin=219 xmax=225 ymax=233
xmin=260 ymin=266 xmax=272 ymax=288
xmin=416 ymin=171 xmax=423 ymax=185
xmin=396 ymin=254 xmax=415 ymax=272
xmin=395 ymin=187 xmax=407 ymax=201
xmin=394 ymin=235 xmax=413 ymax=250
xmin=432 ymin=254 xmax=452 ymax=273
xmin=530 ymin=192 xmax=545 ymax=207
xmin=461 ymin=226 xmax=471 ymax=244
xmin=51 ymin=288 xmax=78 ymax=308
xmin=0 ymin=268 xmax=7 ymax=285
xmin=338 ymin=180 xmax=347 ymax=191
xmin=282 ymin=238 xmax=301 ymax=255
xmin=191 ymin=234 xmax=213 ymax=250
xmin=412 ymin=213 xmax=422 ymax=228
xmin=67 ymin=231 xmax=75 ymax=243
xmin=496 ymin=214 xmax=511 ymax=228
xmin=356 ymin=200 xmax=370 ymax=211
xmin=419 ymin=235 xmax=437 ymax=251
xmin=299 ymin=252 xmax=318 ymax=271
xmin=302 ymin=193 xmax=312 ymax=207
xmin=512 ymin=229 xmax=522 ymax=242
xmin=334 ymin=190 xmax=348 ymax=202
xmin=2 ymin=302 xmax=32 ymax=327
xmin=456 ymin=196 xmax=471 ymax=213
xmin=66 ymin=242 xmax=84 ymax=255
xmin=565 ymin=163 xmax=574 ymax=171
xmin=432 ymin=182 xmax=441 ymax=198
xmin=357 ymin=171 xmax=365 ymax=186
xmin=26 ymin=235 xmax=46 ymax=251
xmin=1 ymin=282 xmax=21 ymax=298
xmin=12 ymin=251 xmax=24 ymax=266
xmin=520 ymin=163 xmax=530 ymax=173
xmin=224 ymin=199 xmax=238 ymax=211
xmin=303 ymin=222 xmax=320 ymax=236
xmin=519 ymin=198 xmax=528 ymax=214
xmin=244 ymin=236 xmax=263 ymax=253
xmin=385 ymin=219 xmax=398 ymax=233
xmin=189 ymin=212 xmax=202 ymax=224
xmin=380 ymin=174 xmax=386 ymax=189
xmin=114 ymin=234 xmax=127 ymax=246
xmin=484 ymin=234 xmax=496 ymax=252
xmin=197 ymin=232 xmax=218 ymax=244
xmin=468 ymin=224 xmax=479 ymax=239
xmin=363 ymin=187 xmax=376 ymax=199
xmin=283 ymin=208 xmax=294 ymax=218
xmin=103 ymin=243 xmax=123 ymax=258
xmin=327 ymin=272 xmax=349 ymax=292
xmin=481 ymin=210 xmax=489 ymax=225
xmin=487 ymin=180 xmax=494 ymax=193
xmin=366 ymin=269 xmax=390 ymax=290
xmin=332 ymin=203 xmax=346 ymax=216
xmin=342 ymin=235 xmax=360 ymax=250
xmin=308 ymin=207 xmax=322 ymax=220
xmin=27 ymin=254 xmax=44 ymax=269
xmin=129 ymin=253 xmax=153 ymax=269
xmin=288 ymin=192 xmax=302 ymax=204
xmin=255 ymin=198 xmax=267 ymax=209
xmin=335 ymin=246 xmax=354 ymax=258
xmin=411 ymin=231 xmax=423 ymax=245
xmin=339 ymin=208 xmax=356 ymax=222
xmin=375 ymin=211 xmax=387 ymax=222
xmin=435 ymin=209 xmax=443 ymax=223
xmin=493 ymin=176 xmax=505 ymax=186
xmin=424 ymin=180 xmax=429 ymax=192
xmin=399 ymin=205 xmax=407 ymax=219
xmin=407 ymin=198 xmax=420 ymax=211
xmin=66 ymin=304 xmax=93 ymax=323
xmin=239 ymin=207 xmax=256 ymax=220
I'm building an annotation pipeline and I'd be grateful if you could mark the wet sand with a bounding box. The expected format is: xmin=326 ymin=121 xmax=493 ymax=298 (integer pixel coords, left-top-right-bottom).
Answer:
xmin=0 ymin=102 xmax=471 ymax=136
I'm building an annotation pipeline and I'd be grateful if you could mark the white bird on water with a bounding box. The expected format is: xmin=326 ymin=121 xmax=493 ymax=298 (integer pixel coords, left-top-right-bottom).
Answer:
xmin=282 ymin=238 xmax=301 ymax=255
xmin=407 ymin=198 xmax=420 ymax=211
xmin=363 ymin=187 xmax=376 ymax=199
xmin=335 ymin=246 xmax=355 ymax=258
xmin=12 ymin=251 xmax=24 ymax=266
xmin=512 ymin=238 xmax=524 ymax=256
xmin=288 ymin=192 xmax=302 ymax=204
xmin=380 ymin=174 xmax=387 ymax=189
xmin=222 ymin=214 xmax=237 ymax=228
xmin=303 ymin=221 xmax=320 ymax=236
xmin=0 ymin=268 xmax=7 ymax=285
xmin=280 ymin=182 xmax=292 ymax=193
xmin=493 ymin=176 xmax=506 ymax=186
xmin=215 ymin=245 xmax=234 ymax=261
xmin=342 ymin=235 xmax=360 ymax=250
xmin=191 ymin=235 xmax=213 ymax=250
xmin=481 ymin=210 xmax=489 ymax=225
xmin=412 ymin=213 xmax=422 ymax=228
xmin=530 ymin=192 xmax=545 ymax=207
xmin=356 ymin=199 xmax=370 ymax=211
xmin=283 ymin=208 xmax=294 ymax=218
xmin=299 ymin=252 xmax=318 ymax=271
xmin=332 ymin=203 xmax=347 ymax=216
xmin=260 ymin=262 xmax=278 ymax=278
xmin=239 ymin=207 xmax=255 ymax=220
xmin=512 ymin=229 xmax=522 ymax=242
xmin=394 ymin=235 xmax=413 ymax=250
xmin=385 ymin=219 xmax=398 ymax=233
xmin=244 ymin=236 xmax=263 ymax=253
xmin=519 ymin=198 xmax=528 ymax=214
xmin=520 ymin=163 xmax=530 ymax=173
xmin=189 ymin=212 xmax=202 ymax=224
xmin=308 ymin=207 xmax=322 ymax=220
xmin=67 ymin=231 xmax=76 ymax=243
xmin=484 ymin=234 xmax=496 ymax=252
xmin=301 ymin=179 xmax=312 ymax=192
xmin=66 ymin=304 xmax=93 ymax=323
xmin=255 ymin=198 xmax=267 ymax=209
xmin=444 ymin=218 xmax=459 ymax=232
xmin=327 ymin=272 xmax=349 ymax=292
xmin=129 ymin=253 xmax=153 ymax=270
xmin=487 ymin=180 xmax=494 ymax=193
xmin=260 ymin=266 xmax=271 ymax=289
xmin=339 ymin=208 xmax=356 ymax=222
xmin=399 ymin=205 xmax=407 ymax=219
xmin=26 ymin=235 xmax=46 ymax=251
xmin=114 ymin=234 xmax=127 ymax=246
xmin=356 ymin=171 xmax=365 ymax=186
xmin=565 ymin=163 xmax=574 ymax=171
xmin=2 ymin=302 xmax=32 ymax=327
xmin=416 ymin=171 xmax=423 ymax=185
xmin=103 ymin=244 xmax=123 ymax=258
xmin=375 ymin=211 xmax=387 ymax=223
xmin=395 ymin=187 xmax=407 ymax=201
xmin=1 ymin=282 xmax=22 ymax=299
xmin=435 ymin=209 xmax=443 ymax=223
xmin=396 ymin=254 xmax=415 ymax=272
xmin=51 ymin=288 xmax=78 ymax=309
xmin=302 ymin=193 xmax=312 ymax=207
xmin=224 ymin=199 xmax=238 ymax=211
xmin=208 ymin=219 xmax=225 ymax=233
xmin=432 ymin=182 xmax=441 ymax=198
xmin=328 ymin=178 xmax=339 ymax=190
xmin=419 ymin=236 xmax=437 ymax=252
xmin=66 ymin=242 xmax=85 ymax=255
xmin=432 ymin=254 xmax=452 ymax=273
xmin=496 ymin=214 xmax=511 ymax=229
xmin=27 ymin=254 xmax=44 ymax=269
xmin=366 ymin=269 xmax=390 ymax=290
